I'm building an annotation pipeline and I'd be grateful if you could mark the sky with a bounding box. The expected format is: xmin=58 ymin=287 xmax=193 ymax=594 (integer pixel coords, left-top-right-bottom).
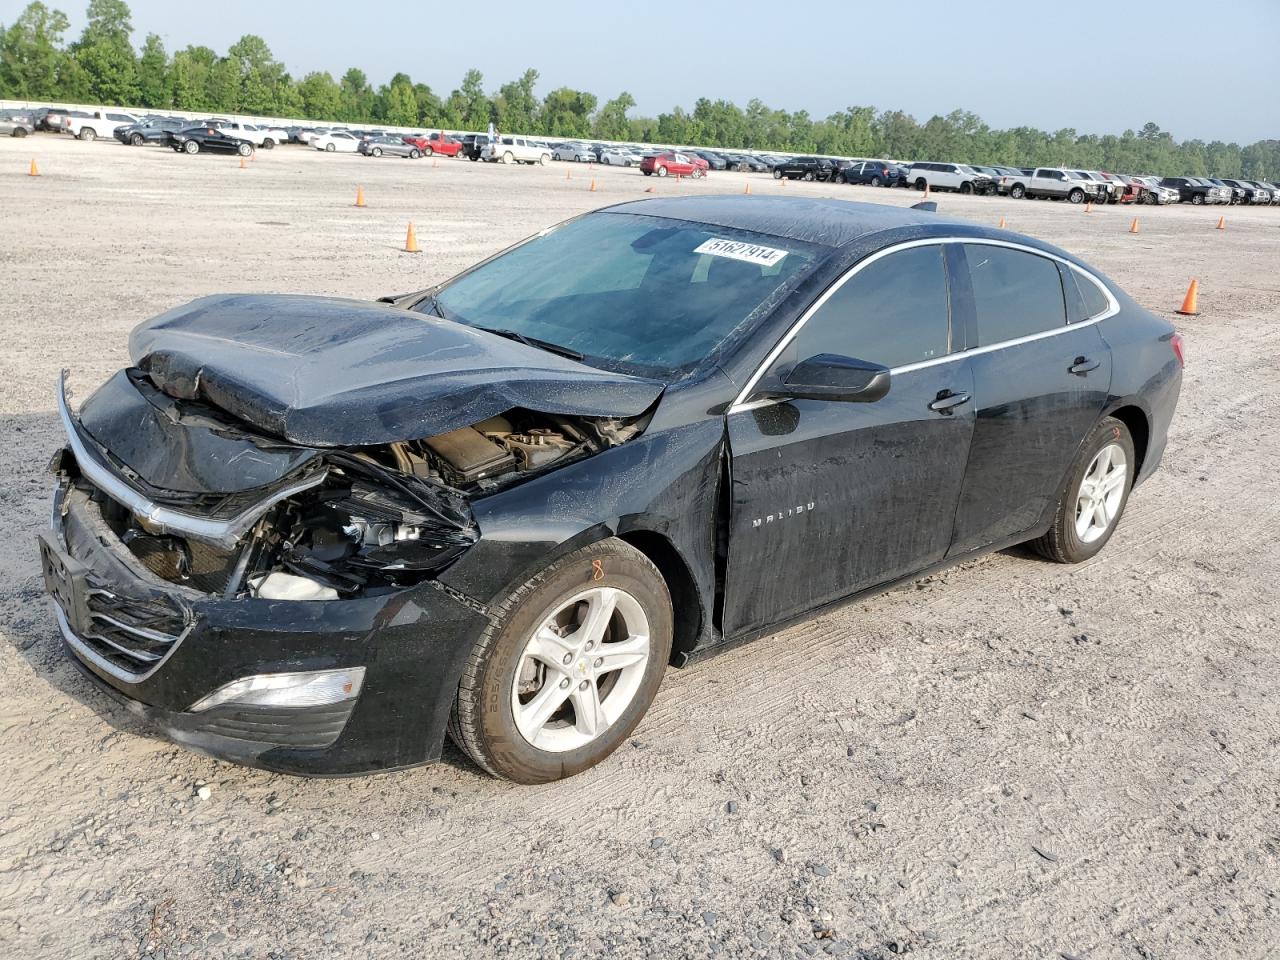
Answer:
xmin=21 ymin=0 xmax=1280 ymax=144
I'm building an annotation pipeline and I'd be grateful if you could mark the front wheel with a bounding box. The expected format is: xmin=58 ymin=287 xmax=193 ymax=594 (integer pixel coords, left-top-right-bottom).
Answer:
xmin=130 ymin=133 xmax=144 ymax=146
xmin=870 ymin=175 xmax=883 ymax=187
xmin=803 ymin=171 xmax=815 ymax=182
xmin=236 ymin=142 xmax=252 ymax=157
xmin=183 ymin=140 xmax=199 ymax=155
xmin=409 ymin=149 xmax=421 ymax=159
xmin=1031 ymin=417 xmax=1134 ymax=564
xmin=539 ymin=154 xmax=549 ymax=166
xmin=1068 ymin=188 xmax=1085 ymax=204
xmin=261 ymin=138 xmax=274 ymax=150
xmin=914 ymin=177 xmax=927 ymax=190
xmin=772 ymin=168 xmax=782 ymax=179
xmin=371 ymin=147 xmax=382 ymax=157
xmin=325 ymin=143 xmax=335 ymax=152
xmin=959 ymin=181 xmax=973 ymax=195
xmin=1010 ymin=183 xmax=1026 ymax=199
xmin=448 ymin=539 xmax=673 ymax=783
xmin=1191 ymin=194 xmax=1204 ymax=205
xmin=425 ymin=146 xmax=434 ymax=156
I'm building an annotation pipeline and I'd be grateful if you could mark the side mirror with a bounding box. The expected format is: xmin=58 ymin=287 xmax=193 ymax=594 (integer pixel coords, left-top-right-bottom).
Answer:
xmin=761 ymin=353 xmax=891 ymax=404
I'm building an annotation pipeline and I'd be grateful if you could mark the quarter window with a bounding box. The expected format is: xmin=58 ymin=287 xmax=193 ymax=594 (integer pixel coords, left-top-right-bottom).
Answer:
xmin=966 ymin=245 xmax=1066 ymax=345
xmin=792 ymin=245 xmax=951 ymax=369
xmin=1070 ymin=269 xmax=1111 ymax=320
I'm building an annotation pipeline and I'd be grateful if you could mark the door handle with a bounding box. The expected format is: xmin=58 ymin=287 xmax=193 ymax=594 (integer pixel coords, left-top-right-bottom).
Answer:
xmin=1069 ymin=356 xmax=1101 ymax=376
xmin=928 ymin=391 xmax=971 ymax=413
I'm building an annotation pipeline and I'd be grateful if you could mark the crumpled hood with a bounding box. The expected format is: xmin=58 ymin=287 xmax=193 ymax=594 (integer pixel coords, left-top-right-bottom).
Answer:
xmin=129 ymin=294 xmax=664 ymax=446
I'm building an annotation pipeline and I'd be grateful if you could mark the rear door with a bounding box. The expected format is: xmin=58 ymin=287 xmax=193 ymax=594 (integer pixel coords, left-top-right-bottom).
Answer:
xmin=947 ymin=242 xmax=1112 ymax=555
xmin=723 ymin=242 xmax=976 ymax=636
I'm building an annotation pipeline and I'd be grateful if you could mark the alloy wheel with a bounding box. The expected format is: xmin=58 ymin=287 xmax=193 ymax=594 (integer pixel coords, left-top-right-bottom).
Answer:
xmin=510 ymin=586 xmax=651 ymax=753
xmin=1075 ymin=443 xmax=1127 ymax=544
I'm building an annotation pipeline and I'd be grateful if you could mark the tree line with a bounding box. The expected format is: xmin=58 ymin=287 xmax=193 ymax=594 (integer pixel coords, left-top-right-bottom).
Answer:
xmin=3 ymin=0 xmax=1278 ymax=178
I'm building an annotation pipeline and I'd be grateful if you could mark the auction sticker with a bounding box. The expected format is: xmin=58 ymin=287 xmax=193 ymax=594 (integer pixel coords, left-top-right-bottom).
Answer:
xmin=693 ymin=238 xmax=789 ymax=267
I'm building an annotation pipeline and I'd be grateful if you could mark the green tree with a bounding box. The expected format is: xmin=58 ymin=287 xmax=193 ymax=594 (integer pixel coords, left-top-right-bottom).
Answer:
xmin=455 ymin=68 xmax=492 ymax=128
xmin=135 ymin=32 xmax=167 ymax=106
xmin=540 ymin=86 xmax=596 ymax=138
xmin=0 ymin=2 xmax=72 ymax=98
xmin=338 ymin=66 xmax=373 ymax=121
xmin=298 ymin=70 xmax=341 ymax=120
xmin=593 ymin=90 xmax=635 ymax=140
xmin=71 ymin=0 xmax=138 ymax=103
xmin=384 ymin=75 xmax=417 ymax=126
xmin=495 ymin=68 xmax=538 ymax=133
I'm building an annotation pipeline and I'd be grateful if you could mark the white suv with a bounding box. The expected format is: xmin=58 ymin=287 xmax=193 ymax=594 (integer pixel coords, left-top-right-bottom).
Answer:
xmin=907 ymin=161 xmax=996 ymax=195
xmin=216 ymin=121 xmax=287 ymax=149
xmin=483 ymin=136 xmax=551 ymax=165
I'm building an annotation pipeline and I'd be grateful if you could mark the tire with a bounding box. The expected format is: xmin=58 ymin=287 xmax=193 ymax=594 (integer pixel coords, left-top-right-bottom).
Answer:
xmin=657 ymin=165 xmax=668 ymax=177
xmin=914 ymin=177 xmax=927 ymax=190
xmin=960 ymin=181 xmax=973 ymax=195
xmin=236 ymin=142 xmax=252 ymax=157
xmin=773 ymin=169 xmax=782 ymax=179
xmin=130 ymin=133 xmax=144 ymax=146
xmin=539 ymin=154 xmax=549 ymax=166
xmin=425 ymin=146 xmax=434 ymax=156
xmin=1068 ymin=188 xmax=1085 ymax=204
xmin=183 ymin=140 xmax=199 ymax=155
xmin=409 ymin=149 xmax=421 ymax=159
xmin=1010 ymin=183 xmax=1026 ymax=199
xmin=1030 ymin=417 xmax=1135 ymax=564
xmin=448 ymin=538 xmax=673 ymax=783
xmin=261 ymin=138 xmax=274 ymax=150
xmin=14 ymin=127 xmax=29 ymax=138
xmin=692 ymin=168 xmax=704 ymax=179
xmin=1191 ymin=194 xmax=1204 ymax=205
xmin=79 ymin=127 xmax=97 ymax=142
xmin=372 ymin=147 xmax=382 ymax=157
xmin=871 ymin=175 xmax=883 ymax=187
xmin=503 ymin=151 xmax=514 ymax=164
xmin=323 ymin=143 xmax=334 ymax=153
xmin=803 ymin=171 xmax=814 ymax=182
xmin=642 ymin=170 xmax=651 ymax=176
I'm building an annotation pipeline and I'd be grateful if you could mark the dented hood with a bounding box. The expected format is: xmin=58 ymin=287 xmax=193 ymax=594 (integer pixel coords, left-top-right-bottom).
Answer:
xmin=129 ymin=294 xmax=664 ymax=446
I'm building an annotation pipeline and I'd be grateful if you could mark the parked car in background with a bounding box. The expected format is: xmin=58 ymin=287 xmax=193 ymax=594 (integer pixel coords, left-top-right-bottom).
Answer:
xmin=908 ymin=162 xmax=995 ymax=195
xmin=690 ymin=151 xmax=729 ymax=171
xmin=116 ymin=117 xmax=184 ymax=146
xmin=65 ymin=109 xmax=139 ymax=141
xmin=1023 ymin=168 xmax=1108 ymax=203
xmin=553 ymin=142 xmax=596 ymax=162
xmin=359 ymin=135 xmax=421 ymax=159
xmin=1158 ymin=177 xmax=1226 ymax=205
xmin=214 ymin=121 xmax=285 ymax=149
xmin=1244 ymin=180 xmax=1277 ymax=205
xmin=841 ymin=159 xmax=908 ymax=187
xmin=404 ymin=132 xmax=462 ymax=157
xmin=599 ymin=147 xmax=642 ymax=166
xmin=639 ymin=151 xmax=708 ymax=178
xmin=312 ymin=130 xmax=360 ymax=153
xmin=168 ymin=125 xmax=255 ymax=157
xmin=0 ymin=110 xmax=34 ymax=137
xmin=1106 ymin=174 xmax=1147 ymax=203
xmin=772 ymin=156 xmax=835 ymax=181
xmin=460 ymin=134 xmax=491 ymax=161
xmin=1132 ymin=176 xmax=1178 ymax=204
xmin=29 ymin=107 xmax=59 ymax=131
xmin=722 ymin=153 xmax=770 ymax=173
xmin=42 ymin=107 xmax=84 ymax=132
xmin=483 ymin=136 xmax=552 ymax=165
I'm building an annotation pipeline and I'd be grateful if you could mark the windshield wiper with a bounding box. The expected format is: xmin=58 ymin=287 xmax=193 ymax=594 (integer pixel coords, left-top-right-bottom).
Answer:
xmin=478 ymin=327 xmax=584 ymax=362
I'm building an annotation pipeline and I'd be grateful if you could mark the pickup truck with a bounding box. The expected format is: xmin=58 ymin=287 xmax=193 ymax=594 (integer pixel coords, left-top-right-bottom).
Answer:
xmin=215 ymin=121 xmax=287 ymax=149
xmin=64 ymin=109 xmax=139 ymax=141
xmin=1158 ymin=177 xmax=1230 ymax=205
xmin=482 ymin=135 xmax=551 ymax=165
xmin=1022 ymin=167 xmax=1109 ymax=204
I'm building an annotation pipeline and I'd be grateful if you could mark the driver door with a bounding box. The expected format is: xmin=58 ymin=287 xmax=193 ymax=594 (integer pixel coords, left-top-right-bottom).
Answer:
xmin=722 ymin=243 xmax=976 ymax=637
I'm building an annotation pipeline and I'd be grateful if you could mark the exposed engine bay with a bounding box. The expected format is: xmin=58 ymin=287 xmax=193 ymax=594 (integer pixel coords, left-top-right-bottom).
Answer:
xmin=66 ymin=381 xmax=647 ymax=603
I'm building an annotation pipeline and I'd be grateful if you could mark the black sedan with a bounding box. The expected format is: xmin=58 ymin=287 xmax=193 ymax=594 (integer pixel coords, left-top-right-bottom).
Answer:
xmin=38 ymin=197 xmax=1182 ymax=784
xmin=167 ymin=125 xmax=254 ymax=157
xmin=773 ymin=156 xmax=835 ymax=181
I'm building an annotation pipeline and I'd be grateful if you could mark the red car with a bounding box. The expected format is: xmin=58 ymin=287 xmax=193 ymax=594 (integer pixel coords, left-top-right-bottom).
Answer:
xmin=639 ymin=151 xmax=708 ymax=178
xmin=402 ymin=132 xmax=462 ymax=157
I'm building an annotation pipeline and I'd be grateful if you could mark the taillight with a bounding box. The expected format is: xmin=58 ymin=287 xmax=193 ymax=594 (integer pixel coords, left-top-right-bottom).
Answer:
xmin=1171 ymin=333 xmax=1185 ymax=368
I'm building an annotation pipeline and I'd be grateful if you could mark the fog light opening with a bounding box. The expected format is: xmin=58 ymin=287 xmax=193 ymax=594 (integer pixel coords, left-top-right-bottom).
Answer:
xmin=189 ymin=667 xmax=366 ymax=712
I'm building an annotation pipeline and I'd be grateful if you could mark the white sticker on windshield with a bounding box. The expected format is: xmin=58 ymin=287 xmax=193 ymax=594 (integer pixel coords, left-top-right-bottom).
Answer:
xmin=693 ymin=238 xmax=789 ymax=267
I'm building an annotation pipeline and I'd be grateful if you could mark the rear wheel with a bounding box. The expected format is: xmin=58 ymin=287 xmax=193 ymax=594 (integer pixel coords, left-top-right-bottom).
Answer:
xmin=78 ymin=127 xmax=97 ymax=142
xmin=1031 ymin=417 xmax=1134 ymax=564
xmin=657 ymin=165 xmax=668 ymax=177
xmin=539 ymin=153 xmax=550 ymax=166
xmin=803 ymin=171 xmax=814 ymax=182
xmin=261 ymin=138 xmax=275 ymax=150
xmin=449 ymin=539 xmax=673 ymax=783
xmin=325 ymin=143 xmax=335 ymax=152
xmin=14 ymin=127 xmax=29 ymax=138
xmin=409 ymin=149 xmax=421 ymax=159
xmin=870 ymin=175 xmax=883 ymax=187
xmin=503 ymin=151 xmax=514 ymax=164
xmin=425 ymin=146 xmax=434 ymax=156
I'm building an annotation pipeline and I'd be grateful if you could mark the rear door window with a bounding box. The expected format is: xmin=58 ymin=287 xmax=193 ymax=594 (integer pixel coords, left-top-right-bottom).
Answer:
xmin=964 ymin=245 xmax=1066 ymax=346
xmin=792 ymin=244 xmax=951 ymax=369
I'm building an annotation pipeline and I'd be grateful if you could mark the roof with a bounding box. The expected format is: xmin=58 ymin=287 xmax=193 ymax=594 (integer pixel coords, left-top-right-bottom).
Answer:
xmin=602 ymin=196 xmax=964 ymax=249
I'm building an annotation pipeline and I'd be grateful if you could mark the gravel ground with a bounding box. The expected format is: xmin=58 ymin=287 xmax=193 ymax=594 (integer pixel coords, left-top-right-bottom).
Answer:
xmin=1 ymin=135 xmax=1277 ymax=960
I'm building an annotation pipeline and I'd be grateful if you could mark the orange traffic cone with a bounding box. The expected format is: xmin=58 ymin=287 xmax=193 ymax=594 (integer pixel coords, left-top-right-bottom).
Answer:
xmin=1129 ymin=217 xmax=1139 ymax=234
xmin=403 ymin=221 xmax=420 ymax=254
xmin=29 ymin=158 xmax=40 ymax=177
xmin=997 ymin=216 xmax=1006 ymax=229
xmin=1176 ymin=280 xmax=1200 ymax=316
xmin=744 ymin=182 xmax=751 ymax=195
xmin=355 ymin=185 xmax=366 ymax=208
xmin=589 ymin=178 xmax=597 ymax=192
xmin=239 ymin=155 xmax=246 ymax=169
xmin=922 ymin=183 xmax=931 ymax=198
xmin=1215 ymin=216 xmax=1225 ymax=230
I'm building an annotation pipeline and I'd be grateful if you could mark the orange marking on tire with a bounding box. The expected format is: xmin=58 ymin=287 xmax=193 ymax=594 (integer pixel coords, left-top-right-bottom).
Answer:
xmin=591 ymin=559 xmax=605 ymax=581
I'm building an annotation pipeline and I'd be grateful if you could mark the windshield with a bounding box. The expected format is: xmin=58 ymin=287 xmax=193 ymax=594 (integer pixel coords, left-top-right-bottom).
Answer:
xmin=423 ymin=212 xmax=821 ymax=378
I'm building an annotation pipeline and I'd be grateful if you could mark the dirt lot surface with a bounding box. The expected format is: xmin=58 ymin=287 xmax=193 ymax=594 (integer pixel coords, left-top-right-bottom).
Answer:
xmin=1 ymin=135 xmax=1277 ymax=960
